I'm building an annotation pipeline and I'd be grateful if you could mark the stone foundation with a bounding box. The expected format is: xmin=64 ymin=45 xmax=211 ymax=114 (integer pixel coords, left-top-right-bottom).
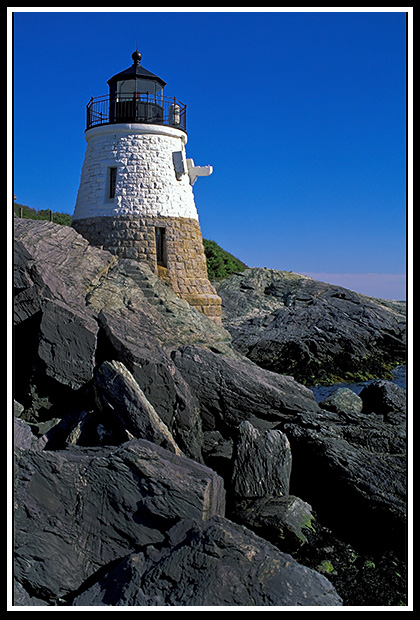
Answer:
xmin=72 ymin=215 xmax=222 ymax=324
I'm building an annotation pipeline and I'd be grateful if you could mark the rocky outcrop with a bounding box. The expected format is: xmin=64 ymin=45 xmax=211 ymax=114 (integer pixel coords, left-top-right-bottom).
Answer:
xmin=12 ymin=219 xmax=408 ymax=606
xmin=215 ymin=268 xmax=406 ymax=385
xmin=72 ymin=215 xmax=223 ymax=323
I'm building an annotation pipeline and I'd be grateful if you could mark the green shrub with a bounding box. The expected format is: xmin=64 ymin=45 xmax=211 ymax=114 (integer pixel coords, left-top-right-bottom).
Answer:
xmin=203 ymin=239 xmax=247 ymax=281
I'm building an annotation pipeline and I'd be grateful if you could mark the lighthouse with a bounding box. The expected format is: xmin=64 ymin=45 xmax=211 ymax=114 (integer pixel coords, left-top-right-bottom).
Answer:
xmin=72 ymin=50 xmax=222 ymax=324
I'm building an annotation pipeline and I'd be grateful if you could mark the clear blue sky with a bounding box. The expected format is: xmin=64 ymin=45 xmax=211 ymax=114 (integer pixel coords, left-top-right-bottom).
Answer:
xmin=10 ymin=9 xmax=410 ymax=300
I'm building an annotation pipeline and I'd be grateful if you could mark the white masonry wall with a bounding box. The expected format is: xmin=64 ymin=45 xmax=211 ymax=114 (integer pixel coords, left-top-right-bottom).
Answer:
xmin=73 ymin=124 xmax=199 ymax=221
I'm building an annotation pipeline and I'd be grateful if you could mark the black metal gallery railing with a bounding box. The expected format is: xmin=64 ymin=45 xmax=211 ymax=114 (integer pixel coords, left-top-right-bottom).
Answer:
xmin=86 ymin=94 xmax=187 ymax=132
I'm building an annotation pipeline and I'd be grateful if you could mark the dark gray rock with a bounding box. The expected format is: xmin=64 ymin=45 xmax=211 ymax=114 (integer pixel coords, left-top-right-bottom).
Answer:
xmin=231 ymin=421 xmax=292 ymax=498
xmin=319 ymin=387 xmax=363 ymax=415
xmin=38 ymin=299 xmax=98 ymax=389
xmin=216 ymin=268 xmax=406 ymax=385
xmin=360 ymin=380 xmax=406 ymax=418
xmin=13 ymin=218 xmax=230 ymax=461
xmin=71 ymin=516 xmax=342 ymax=607
xmin=231 ymin=495 xmax=315 ymax=549
xmin=172 ymin=344 xmax=320 ymax=434
xmin=14 ymin=238 xmax=47 ymax=324
xmin=97 ymin=309 xmax=204 ymax=462
xmin=14 ymin=439 xmax=226 ymax=603
xmin=283 ymin=407 xmax=406 ymax=552
xmin=93 ymin=360 xmax=181 ymax=455
xmin=14 ymin=579 xmax=48 ymax=606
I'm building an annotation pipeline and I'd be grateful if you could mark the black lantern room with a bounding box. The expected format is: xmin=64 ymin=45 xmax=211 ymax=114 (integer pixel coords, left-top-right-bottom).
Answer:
xmin=86 ymin=51 xmax=186 ymax=131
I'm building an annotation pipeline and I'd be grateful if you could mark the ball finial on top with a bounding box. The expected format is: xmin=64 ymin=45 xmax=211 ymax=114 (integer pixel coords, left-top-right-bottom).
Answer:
xmin=132 ymin=50 xmax=142 ymax=64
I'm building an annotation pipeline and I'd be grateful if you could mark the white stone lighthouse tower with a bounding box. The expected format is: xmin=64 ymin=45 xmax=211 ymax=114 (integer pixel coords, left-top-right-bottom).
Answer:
xmin=72 ymin=50 xmax=221 ymax=323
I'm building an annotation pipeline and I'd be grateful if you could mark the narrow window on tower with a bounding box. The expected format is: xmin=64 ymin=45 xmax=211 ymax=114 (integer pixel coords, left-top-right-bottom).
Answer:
xmin=155 ymin=227 xmax=167 ymax=267
xmin=109 ymin=167 xmax=117 ymax=199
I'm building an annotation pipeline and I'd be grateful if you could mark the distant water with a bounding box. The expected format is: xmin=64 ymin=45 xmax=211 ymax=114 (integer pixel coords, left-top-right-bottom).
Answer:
xmin=310 ymin=365 xmax=406 ymax=404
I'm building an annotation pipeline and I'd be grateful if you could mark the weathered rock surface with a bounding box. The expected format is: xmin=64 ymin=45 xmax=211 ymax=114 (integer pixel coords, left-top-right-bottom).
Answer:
xmin=231 ymin=495 xmax=315 ymax=550
xmin=71 ymin=517 xmax=342 ymax=607
xmin=283 ymin=399 xmax=406 ymax=552
xmin=215 ymin=268 xmax=406 ymax=385
xmin=12 ymin=219 xmax=407 ymax=606
xmin=93 ymin=360 xmax=181 ymax=455
xmin=14 ymin=218 xmax=231 ymax=462
xmin=38 ymin=299 xmax=99 ymax=389
xmin=319 ymin=387 xmax=363 ymax=415
xmin=231 ymin=421 xmax=292 ymax=498
xmin=14 ymin=438 xmax=226 ymax=604
xmin=171 ymin=344 xmax=320 ymax=433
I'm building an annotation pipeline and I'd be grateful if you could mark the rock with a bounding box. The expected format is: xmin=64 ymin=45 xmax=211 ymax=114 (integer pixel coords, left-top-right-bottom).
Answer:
xmin=93 ymin=360 xmax=181 ymax=455
xmin=231 ymin=421 xmax=292 ymax=498
xmin=97 ymin=309 xmax=204 ymax=462
xmin=14 ymin=579 xmax=48 ymax=607
xmin=38 ymin=299 xmax=98 ymax=389
xmin=14 ymin=439 xmax=226 ymax=603
xmin=216 ymin=268 xmax=406 ymax=385
xmin=13 ymin=219 xmax=117 ymax=419
xmin=13 ymin=219 xmax=117 ymax=320
xmin=172 ymin=344 xmax=320 ymax=435
xmin=231 ymin=495 xmax=315 ymax=550
xmin=71 ymin=516 xmax=342 ymax=606
xmin=360 ymin=380 xmax=406 ymax=418
xmin=12 ymin=219 xmax=408 ymax=606
xmin=14 ymin=218 xmax=230 ymax=461
xmin=14 ymin=416 xmax=47 ymax=451
xmin=319 ymin=387 xmax=363 ymax=415
xmin=283 ymin=408 xmax=406 ymax=552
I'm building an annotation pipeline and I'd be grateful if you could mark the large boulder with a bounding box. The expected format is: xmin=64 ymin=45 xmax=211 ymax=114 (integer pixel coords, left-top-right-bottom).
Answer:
xmin=71 ymin=516 xmax=342 ymax=607
xmin=14 ymin=439 xmax=226 ymax=603
xmin=359 ymin=380 xmax=407 ymax=418
xmin=38 ymin=299 xmax=98 ymax=389
xmin=319 ymin=387 xmax=363 ymax=415
xmin=172 ymin=344 xmax=320 ymax=434
xmin=96 ymin=309 xmax=204 ymax=462
xmin=231 ymin=495 xmax=315 ymax=550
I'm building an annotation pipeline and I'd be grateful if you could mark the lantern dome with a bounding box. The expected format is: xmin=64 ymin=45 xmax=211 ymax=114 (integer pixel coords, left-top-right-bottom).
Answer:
xmin=107 ymin=50 xmax=167 ymax=98
xmin=86 ymin=51 xmax=186 ymax=131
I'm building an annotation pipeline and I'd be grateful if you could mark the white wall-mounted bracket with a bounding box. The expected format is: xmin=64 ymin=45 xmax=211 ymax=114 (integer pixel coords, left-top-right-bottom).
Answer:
xmin=187 ymin=158 xmax=213 ymax=185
